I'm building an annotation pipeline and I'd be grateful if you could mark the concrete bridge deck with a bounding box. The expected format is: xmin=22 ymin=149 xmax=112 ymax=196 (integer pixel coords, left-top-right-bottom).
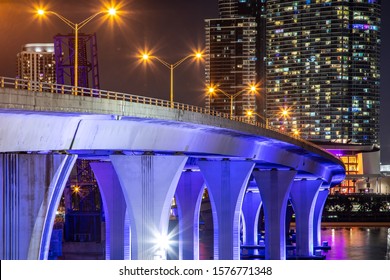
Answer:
xmin=0 ymin=77 xmax=345 ymax=260
xmin=0 ymin=78 xmax=344 ymax=183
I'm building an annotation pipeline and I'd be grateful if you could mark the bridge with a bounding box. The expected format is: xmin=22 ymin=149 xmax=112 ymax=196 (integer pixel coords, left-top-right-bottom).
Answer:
xmin=0 ymin=77 xmax=345 ymax=260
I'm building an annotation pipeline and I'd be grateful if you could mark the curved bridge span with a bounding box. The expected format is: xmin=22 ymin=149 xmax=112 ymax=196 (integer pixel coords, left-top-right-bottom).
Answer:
xmin=0 ymin=78 xmax=345 ymax=260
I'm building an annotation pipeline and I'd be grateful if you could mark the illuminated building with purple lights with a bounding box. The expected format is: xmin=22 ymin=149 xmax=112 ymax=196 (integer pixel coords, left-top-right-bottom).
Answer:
xmin=315 ymin=142 xmax=384 ymax=194
xmin=206 ymin=1 xmax=383 ymax=194
xmin=265 ymin=1 xmax=383 ymax=195
xmin=266 ymin=0 xmax=381 ymax=145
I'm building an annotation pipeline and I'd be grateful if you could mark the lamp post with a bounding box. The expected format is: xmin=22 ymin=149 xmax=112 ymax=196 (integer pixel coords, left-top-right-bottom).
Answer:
xmin=141 ymin=52 xmax=202 ymax=107
xmin=245 ymin=110 xmax=268 ymax=128
xmin=281 ymin=108 xmax=290 ymax=119
xmin=249 ymin=107 xmax=299 ymax=136
xmin=207 ymin=84 xmax=257 ymax=119
xmin=279 ymin=107 xmax=291 ymax=133
xmin=37 ymin=8 xmax=117 ymax=93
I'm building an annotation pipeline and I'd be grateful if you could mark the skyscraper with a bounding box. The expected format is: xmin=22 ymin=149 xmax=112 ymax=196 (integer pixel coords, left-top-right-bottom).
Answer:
xmin=16 ymin=43 xmax=56 ymax=85
xmin=205 ymin=1 xmax=382 ymax=193
xmin=266 ymin=0 xmax=381 ymax=145
xmin=205 ymin=0 xmax=267 ymax=121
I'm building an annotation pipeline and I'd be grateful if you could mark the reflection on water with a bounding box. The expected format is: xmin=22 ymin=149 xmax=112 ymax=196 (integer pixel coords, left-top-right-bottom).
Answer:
xmin=199 ymin=226 xmax=390 ymax=260
xmin=320 ymin=227 xmax=389 ymax=260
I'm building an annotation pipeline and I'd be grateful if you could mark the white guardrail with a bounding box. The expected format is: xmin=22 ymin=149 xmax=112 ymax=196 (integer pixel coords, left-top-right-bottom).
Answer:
xmin=0 ymin=76 xmax=325 ymax=150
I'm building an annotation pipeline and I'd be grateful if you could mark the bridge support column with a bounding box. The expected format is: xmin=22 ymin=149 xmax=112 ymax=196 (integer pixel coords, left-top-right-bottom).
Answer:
xmin=90 ymin=162 xmax=129 ymax=260
xmin=252 ymin=169 xmax=296 ymax=260
xmin=175 ymin=170 xmax=204 ymax=260
xmin=242 ymin=190 xmax=262 ymax=256
xmin=198 ymin=160 xmax=254 ymax=260
xmin=290 ymin=179 xmax=322 ymax=257
xmin=110 ymin=155 xmax=187 ymax=260
xmin=0 ymin=153 xmax=77 ymax=260
xmin=313 ymin=188 xmax=329 ymax=247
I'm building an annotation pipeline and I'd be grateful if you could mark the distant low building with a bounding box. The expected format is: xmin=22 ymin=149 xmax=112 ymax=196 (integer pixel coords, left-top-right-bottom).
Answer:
xmin=16 ymin=43 xmax=56 ymax=85
xmin=379 ymin=165 xmax=390 ymax=194
xmin=317 ymin=142 xmax=389 ymax=194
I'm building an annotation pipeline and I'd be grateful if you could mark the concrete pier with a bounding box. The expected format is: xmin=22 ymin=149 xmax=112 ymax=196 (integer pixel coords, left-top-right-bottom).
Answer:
xmin=290 ymin=179 xmax=322 ymax=257
xmin=90 ymin=162 xmax=129 ymax=260
xmin=110 ymin=155 xmax=187 ymax=260
xmin=253 ymin=169 xmax=296 ymax=260
xmin=175 ymin=170 xmax=205 ymax=260
xmin=198 ymin=160 xmax=254 ymax=260
xmin=0 ymin=153 xmax=76 ymax=260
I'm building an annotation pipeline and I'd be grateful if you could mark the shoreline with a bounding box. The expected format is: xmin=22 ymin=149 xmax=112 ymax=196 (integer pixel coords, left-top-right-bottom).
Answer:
xmin=290 ymin=222 xmax=390 ymax=227
xmin=321 ymin=222 xmax=390 ymax=227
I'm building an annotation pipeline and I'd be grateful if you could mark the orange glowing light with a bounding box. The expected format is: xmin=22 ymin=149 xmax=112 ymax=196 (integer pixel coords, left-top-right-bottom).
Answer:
xmin=108 ymin=8 xmax=117 ymax=16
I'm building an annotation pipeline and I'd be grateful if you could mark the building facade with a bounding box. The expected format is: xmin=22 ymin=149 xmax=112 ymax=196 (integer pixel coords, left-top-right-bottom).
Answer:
xmin=16 ymin=43 xmax=56 ymax=85
xmin=266 ymin=0 xmax=381 ymax=145
xmin=205 ymin=0 xmax=267 ymax=121
xmin=205 ymin=1 xmax=382 ymax=193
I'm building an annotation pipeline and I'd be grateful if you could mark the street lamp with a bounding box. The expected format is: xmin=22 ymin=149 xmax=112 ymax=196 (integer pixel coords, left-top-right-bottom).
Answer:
xmin=293 ymin=129 xmax=300 ymax=137
xmin=281 ymin=108 xmax=290 ymax=118
xmin=141 ymin=52 xmax=203 ymax=107
xmin=37 ymin=8 xmax=118 ymax=93
xmin=207 ymin=84 xmax=258 ymax=119
xmin=261 ymin=107 xmax=298 ymax=135
xmin=245 ymin=110 xmax=268 ymax=128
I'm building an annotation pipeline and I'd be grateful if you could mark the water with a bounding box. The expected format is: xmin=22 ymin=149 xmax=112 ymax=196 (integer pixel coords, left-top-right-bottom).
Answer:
xmin=199 ymin=226 xmax=390 ymax=260
xmin=320 ymin=226 xmax=389 ymax=260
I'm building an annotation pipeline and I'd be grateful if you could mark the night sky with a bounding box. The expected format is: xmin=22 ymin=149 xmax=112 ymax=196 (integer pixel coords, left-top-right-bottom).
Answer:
xmin=0 ymin=0 xmax=389 ymax=162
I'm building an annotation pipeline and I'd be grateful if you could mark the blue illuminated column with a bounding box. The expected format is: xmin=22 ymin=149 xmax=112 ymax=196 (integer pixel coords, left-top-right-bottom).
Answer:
xmin=313 ymin=188 xmax=329 ymax=247
xmin=242 ymin=189 xmax=262 ymax=254
xmin=290 ymin=179 xmax=322 ymax=257
xmin=0 ymin=153 xmax=77 ymax=260
xmin=252 ymin=169 xmax=297 ymax=260
xmin=175 ymin=170 xmax=205 ymax=260
xmin=110 ymin=155 xmax=187 ymax=260
xmin=90 ymin=162 xmax=129 ymax=260
xmin=198 ymin=160 xmax=255 ymax=260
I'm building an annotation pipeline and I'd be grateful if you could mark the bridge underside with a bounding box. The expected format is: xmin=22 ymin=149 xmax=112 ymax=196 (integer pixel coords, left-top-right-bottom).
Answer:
xmin=1 ymin=153 xmax=333 ymax=260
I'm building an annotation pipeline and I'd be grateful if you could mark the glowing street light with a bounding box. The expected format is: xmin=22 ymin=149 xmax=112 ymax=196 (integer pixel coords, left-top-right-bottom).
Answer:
xmin=282 ymin=108 xmax=290 ymax=118
xmin=245 ymin=109 xmax=268 ymax=127
xmin=108 ymin=8 xmax=117 ymax=16
xmin=207 ymin=84 xmax=258 ymax=119
xmin=141 ymin=51 xmax=203 ymax=107
xmin=266 ymin=107 xmax=299 ymax=135
xmin=37 ymin=7 xmax=118 ymax=93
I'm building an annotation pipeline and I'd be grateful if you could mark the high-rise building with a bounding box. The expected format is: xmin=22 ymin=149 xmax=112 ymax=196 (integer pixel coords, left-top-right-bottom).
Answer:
xmin=266 ymin=0 xmax=381 ymax=145
xmin=16 ymin=43 xmax=56 ymax=85
xmin=205 ymin=0 xmax=267 ymax=121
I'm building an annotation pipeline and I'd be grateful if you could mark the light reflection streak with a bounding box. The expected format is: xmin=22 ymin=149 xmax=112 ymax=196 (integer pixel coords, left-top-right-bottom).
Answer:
xmin=321 ymin=227 xmax=387 ymax=260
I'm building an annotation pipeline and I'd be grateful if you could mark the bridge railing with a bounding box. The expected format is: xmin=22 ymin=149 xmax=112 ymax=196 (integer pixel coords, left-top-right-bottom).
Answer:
xmin=0 ymin=76 xmax=332 ymax=155
xmin=1 ymin=77 xmax=237 ymax=119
